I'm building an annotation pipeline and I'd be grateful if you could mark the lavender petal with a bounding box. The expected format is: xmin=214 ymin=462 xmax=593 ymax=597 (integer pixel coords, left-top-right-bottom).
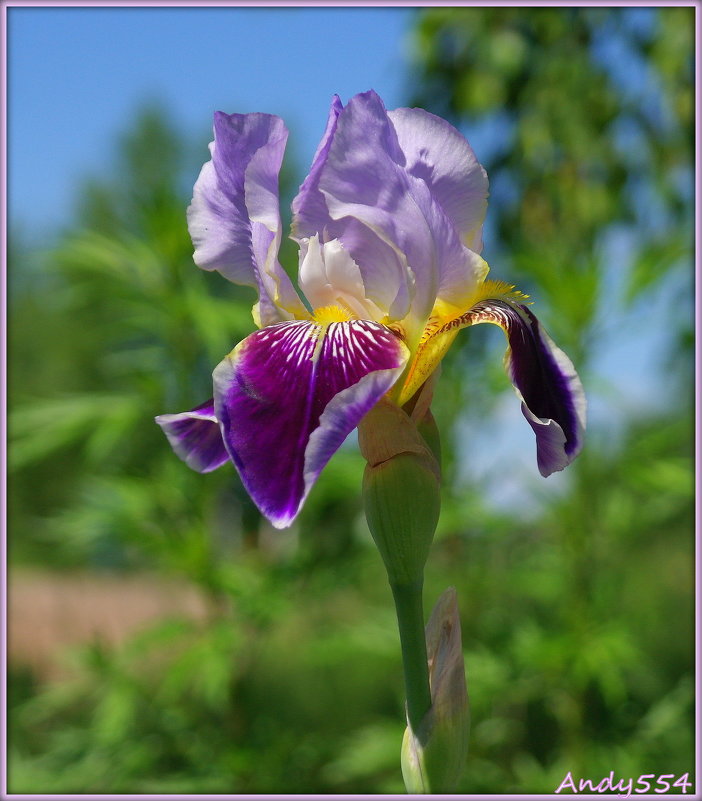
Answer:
xmin=291 ymin=94 xmax=344 ymax=240
xmin=298 ymin=90 xmax=486 ymax=328
xmin=388 ymin=106 xmax=489 ymax=253
xmin=187 ymin=111 xmax=304 ymax=325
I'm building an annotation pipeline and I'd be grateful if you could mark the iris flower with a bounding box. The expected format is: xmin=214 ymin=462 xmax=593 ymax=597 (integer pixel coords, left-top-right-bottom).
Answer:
xmin=157 ymin=91 xmax=585 ymax=529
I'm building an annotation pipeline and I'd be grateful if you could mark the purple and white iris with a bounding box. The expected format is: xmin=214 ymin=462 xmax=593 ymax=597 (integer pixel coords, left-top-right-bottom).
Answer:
xmin=156 ymin=91 xmax=585 ymax=529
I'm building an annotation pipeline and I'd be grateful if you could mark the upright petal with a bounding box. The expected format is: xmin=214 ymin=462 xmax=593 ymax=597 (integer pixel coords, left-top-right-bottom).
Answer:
xmin=291 ymin=94 xmax=344 ymax=240
xmin=401 ymin=286 xmax=585 ymax=476
xmin=298 ymin=90 xmax=487 ymax=335
xmin=298 ymin=234 xmax=399 ymax=323
xmin=187 ymin=111 xmax=305 ymax=326
xmin=323 ymin=218 xmax=414 ymax=322
xmin=155 ymin=399 xmax=229 ymax=473
xmin=388 ymin=107 xmax=489 ymax=253
xmin=292 ymin=96 xmax=413 ymax=325
xmin=213 ymin=319 xmax=409 ymax=528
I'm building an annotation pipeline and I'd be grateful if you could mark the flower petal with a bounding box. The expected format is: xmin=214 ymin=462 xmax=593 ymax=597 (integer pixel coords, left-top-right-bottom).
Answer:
xmin=402 ymin=293 xmax=585 ymax=476
xmin=291 ymin=94 xmax=344 ymax=240
xmin=323 ymin=218 xmax=414 ymax=322
xmin=498 ymin=304 xmax=586 ymax=475
xmin=297 ymin=90 xmax=487 ymax=335
xmin=213 ymin=320 xmax=409 ymax=528
xmin=388 ymin=106 xmax=489 ymax=253
xmin=292 ymin=96 xmax=413 ymax=324
xmin=155 ymin=399 xmax=229 ymax=473
xmin=299 ymin=235 xmax=390 ymax=322
xmin=187 ymin=111 xmax=305 ymax=326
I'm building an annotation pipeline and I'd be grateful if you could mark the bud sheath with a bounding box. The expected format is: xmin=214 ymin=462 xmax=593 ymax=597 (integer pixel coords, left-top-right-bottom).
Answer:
xmin=358 ymin=400 xmax=440 ymax=586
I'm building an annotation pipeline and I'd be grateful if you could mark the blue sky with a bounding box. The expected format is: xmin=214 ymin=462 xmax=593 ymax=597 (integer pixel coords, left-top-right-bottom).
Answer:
xmin=8 ymin=6 xmax=416 ymax=232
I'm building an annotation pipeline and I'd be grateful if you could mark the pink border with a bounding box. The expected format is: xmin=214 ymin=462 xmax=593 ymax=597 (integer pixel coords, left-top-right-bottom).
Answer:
xmin=2 ymin=0 xmax=8 ymax=798
xmin=0 ymin=0 xmax=698 ymax=6
xmin=1 ymin=1 xmax=698 ymax=799
xmin=695 ymin=0 xmax=700 ymax=795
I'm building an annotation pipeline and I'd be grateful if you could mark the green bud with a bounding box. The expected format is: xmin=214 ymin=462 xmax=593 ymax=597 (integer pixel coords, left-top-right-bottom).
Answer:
xmin=401 ymin=587 xmax=470 ymax=794
xmin=359 ymin=401 xmax=441 ymax=585
xmin=363 ymin=453 xmax=440 ymax=585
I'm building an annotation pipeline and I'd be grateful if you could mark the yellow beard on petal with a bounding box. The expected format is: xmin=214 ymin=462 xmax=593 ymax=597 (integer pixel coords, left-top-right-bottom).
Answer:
xmin=313 ymin=304 xmax=354 ymax=324
xmin=396 ymin=280 xmax=530 ymax=406
xmin=397 ymin=327 xmax=460 ymax=406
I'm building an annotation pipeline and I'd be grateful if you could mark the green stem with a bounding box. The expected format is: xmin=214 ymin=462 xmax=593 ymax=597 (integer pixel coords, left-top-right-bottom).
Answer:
xmin=391 ymin=580 xmax=432 ymax=735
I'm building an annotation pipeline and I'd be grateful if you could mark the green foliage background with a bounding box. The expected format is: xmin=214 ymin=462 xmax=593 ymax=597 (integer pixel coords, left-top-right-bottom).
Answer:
xmin=7 ymin=7 xmax=695 ymax=794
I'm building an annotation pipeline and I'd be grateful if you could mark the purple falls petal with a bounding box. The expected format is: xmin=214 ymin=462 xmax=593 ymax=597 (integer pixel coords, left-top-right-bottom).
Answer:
xmin=213 ymin=320 xmax=409 ymax=529
xmin=155 ymin=399 xmax=229 ymax=473
xmin=187 ymin=111 xmax=304 ymax=325
xmin=468 ymin=301 xmax=586 ymax=476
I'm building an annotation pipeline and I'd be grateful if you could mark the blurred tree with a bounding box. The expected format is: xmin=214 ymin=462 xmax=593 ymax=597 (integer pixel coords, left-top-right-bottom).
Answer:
xmin=408 ymin=5 xmax=694 ymax=793
xmin=409 ymin=7 xmax=693 ymax=360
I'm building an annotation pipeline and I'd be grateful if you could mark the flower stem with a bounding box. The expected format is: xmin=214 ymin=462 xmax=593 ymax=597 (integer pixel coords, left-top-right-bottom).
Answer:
xmin=391 ymin=579 xmax=432 ymax=736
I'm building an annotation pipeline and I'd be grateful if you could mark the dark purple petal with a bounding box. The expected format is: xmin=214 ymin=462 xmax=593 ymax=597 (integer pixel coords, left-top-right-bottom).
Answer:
xmin=187 ymin=112 xmax=304 ymax=325
xmin=155 ymin=399 xmax=229 ymax=473
xmin=213 ymin=320 xmax=409 ymax=528
xmin=468 ymin=301 xmax=585 ymax=475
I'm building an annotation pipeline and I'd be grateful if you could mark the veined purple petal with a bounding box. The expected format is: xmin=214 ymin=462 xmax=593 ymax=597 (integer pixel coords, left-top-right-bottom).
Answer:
xmin=155 ymin=399 xmax=229 ymax=473
xmin=467 ymin=300 xmax=585 ymax=476
xmin=387 ymin=107 xmax=489 ymax=253
xmin=187 ymin=112 xmax=304 ymax=326
xmin=213 ymin=319 xmax=409 ymax=528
